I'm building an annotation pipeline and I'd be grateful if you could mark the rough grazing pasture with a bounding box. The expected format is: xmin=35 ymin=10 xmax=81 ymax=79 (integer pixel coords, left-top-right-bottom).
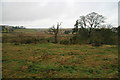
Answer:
xmin=2 ymin=43 xmax=118 ymax=78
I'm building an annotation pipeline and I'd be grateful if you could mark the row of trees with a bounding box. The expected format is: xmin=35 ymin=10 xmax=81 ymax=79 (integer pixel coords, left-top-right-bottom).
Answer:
xmin=1 ymin=25 xmax=25 ymax=33
xmin=49 ymin=12 xmax=118 ymax=46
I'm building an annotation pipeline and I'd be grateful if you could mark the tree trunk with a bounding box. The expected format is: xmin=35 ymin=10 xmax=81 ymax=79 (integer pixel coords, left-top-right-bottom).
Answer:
xmin=55 ymin=33 xmax=58 ymax=43
xmin=88 ymin=30 xmax=92 ymax=44
xmin=88 ymin=31 xmax=91 ymax=38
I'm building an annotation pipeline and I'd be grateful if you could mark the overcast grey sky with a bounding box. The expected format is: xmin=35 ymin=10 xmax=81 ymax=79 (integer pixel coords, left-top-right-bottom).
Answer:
xmin=0 ymin=0 xmax=119 ymax=28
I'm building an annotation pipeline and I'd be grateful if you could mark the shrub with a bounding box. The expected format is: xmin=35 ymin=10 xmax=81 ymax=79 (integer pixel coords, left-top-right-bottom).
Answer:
xmin=92 ymin=41 xmax=102 ymax=47
xmin=46 ymin=37 xmax=54 ymax=43
xmin=60 ymin=39 xmax=70 ymax=45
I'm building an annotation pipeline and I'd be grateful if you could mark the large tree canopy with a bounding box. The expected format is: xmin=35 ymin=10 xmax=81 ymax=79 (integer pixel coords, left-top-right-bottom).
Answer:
xmin=86 ymin=12 xmax=105 ymax=28
xmin=73 ymin=12 xmax=105 ymax=37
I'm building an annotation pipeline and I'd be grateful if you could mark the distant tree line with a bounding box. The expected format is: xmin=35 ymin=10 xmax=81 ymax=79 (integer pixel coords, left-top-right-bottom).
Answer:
xmin=1 ymin=25 xmax=25 ymax=33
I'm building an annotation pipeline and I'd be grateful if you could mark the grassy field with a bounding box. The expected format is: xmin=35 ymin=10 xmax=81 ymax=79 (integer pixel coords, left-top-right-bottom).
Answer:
xmin=2 ymin=42 xmax=118 ymax=78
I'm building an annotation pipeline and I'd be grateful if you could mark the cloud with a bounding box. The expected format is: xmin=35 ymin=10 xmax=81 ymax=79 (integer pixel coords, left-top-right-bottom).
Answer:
xmin=1 ymin=0 xmax=118 ymax=28
xmin=2 ymin=2 xmax=68 ymax=21
xmin=118 ymin=1 xmax=120 ymax=25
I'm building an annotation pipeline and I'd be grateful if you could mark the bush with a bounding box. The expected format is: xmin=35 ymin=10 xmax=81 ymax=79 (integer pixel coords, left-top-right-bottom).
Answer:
xmin=45 ymin=37 xmax=54 ymax=43
xmin=92 ymin=41 xmax=102 ymax=47
xmin=60 ymin=39 xmax=70 ymax=45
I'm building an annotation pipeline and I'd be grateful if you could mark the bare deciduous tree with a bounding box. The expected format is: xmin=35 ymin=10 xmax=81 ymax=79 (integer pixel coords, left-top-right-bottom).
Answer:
xmin=86 ymin=12 xmax=105 ymax=37
xmin=49 ymin=22 xmax=62 ymax=43
xmin=74 ymin=12 xmax=105 ymax=38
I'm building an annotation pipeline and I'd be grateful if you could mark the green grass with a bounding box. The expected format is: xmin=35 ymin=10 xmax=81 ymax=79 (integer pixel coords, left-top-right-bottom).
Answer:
xmin=2 ymin=43 xmax=118 ymax=78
